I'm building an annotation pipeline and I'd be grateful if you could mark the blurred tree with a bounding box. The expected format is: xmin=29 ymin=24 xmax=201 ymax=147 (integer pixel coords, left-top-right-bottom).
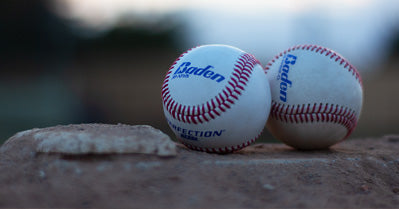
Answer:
xmin=76 ymin=26 xmax=178 ymax=53
xmin=388 ymin=29 xmax=399 ymax=58
xmin=0 ymin=0 xmax=182 ymax=143
xmin=0 ymin=0 xmax=76 ymax=74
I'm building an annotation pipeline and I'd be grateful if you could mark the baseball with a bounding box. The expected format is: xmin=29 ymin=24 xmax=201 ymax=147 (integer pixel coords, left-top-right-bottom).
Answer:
xmin=265 ymin=44 xmax=363 ymax=150
xmin=161 ymin=44 xmax=271 ymax=153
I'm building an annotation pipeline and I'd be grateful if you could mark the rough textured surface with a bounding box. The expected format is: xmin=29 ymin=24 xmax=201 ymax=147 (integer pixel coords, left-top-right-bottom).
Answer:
xmin=0 ymin=127 xmax=398 ymax=208
xmin=1 ymin=124 xmax=176 ymax=156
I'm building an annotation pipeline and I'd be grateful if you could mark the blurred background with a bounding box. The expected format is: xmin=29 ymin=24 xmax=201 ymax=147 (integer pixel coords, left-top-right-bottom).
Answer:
xmin=0 ymin=0 xmax=398 ymax=144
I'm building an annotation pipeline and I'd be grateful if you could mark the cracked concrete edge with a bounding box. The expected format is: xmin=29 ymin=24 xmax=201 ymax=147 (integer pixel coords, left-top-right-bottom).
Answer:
xmin=0 ymin=124 xmax=177 ymax=157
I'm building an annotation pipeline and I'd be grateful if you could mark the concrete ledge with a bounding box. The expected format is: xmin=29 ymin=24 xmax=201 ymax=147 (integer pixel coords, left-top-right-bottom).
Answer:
xmin=0 ymin=124 xmax=398 ymax=208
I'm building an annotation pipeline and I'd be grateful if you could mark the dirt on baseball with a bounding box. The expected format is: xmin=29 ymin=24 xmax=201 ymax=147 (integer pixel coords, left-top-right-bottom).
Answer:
xmin=0 ymin=123 xmax=399 ymax=208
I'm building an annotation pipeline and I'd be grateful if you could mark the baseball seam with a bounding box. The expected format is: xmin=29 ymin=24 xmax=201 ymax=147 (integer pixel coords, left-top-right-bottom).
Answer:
xmin=162 ymin=52 xmax=260 ymax=124
xmin=270 ymin=102 xmax=357 ymax=138
xmin=161 ymin=47 xmax=262 ymax=153
xmin=265 ymin=44 xmax=362 ymax=139
xmin=264 ymin=44 xmax=363 ymax=86
xmin=180 ymin=132 xmax=261 ymax=153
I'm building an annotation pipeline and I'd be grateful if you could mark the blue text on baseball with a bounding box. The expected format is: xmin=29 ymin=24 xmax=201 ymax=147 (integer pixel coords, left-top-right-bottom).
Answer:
xmin=277 ymin=54 xmax=297 ymax=102
xmin=172 ymin=62 xmax=225 ymax=83
xmin=167 ymin=119 xmax=225 ymax=141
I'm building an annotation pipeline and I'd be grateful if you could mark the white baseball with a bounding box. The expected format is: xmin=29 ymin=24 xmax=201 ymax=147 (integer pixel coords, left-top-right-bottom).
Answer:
xmin=265 ymin=44 xmax=363 ymax=150
xmin=162 ymin=44 xmax=271 ymax=153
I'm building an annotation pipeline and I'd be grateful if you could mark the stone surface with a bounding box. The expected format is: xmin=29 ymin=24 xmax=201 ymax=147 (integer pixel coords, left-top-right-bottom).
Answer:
xmin=0 ymin=127 xmax=398 ymax=208
xmin=1 ymin=124 xmax=176 ymax=156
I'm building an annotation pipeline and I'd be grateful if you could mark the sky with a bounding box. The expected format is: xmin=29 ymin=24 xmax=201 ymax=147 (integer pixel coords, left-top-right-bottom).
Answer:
xmin=51 ymin=0 xmax=399 ymax=74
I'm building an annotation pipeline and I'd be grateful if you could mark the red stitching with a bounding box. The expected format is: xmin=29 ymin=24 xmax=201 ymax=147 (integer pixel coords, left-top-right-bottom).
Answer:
xmin=179 ymin=131 xmax=261 ymax=153
xmin=270 ymin=101 xmax=358 ymax=139
xmin=161 ymin=48 xmax=264 ymax=153
xmin=162 ymin=52 xmax=260 ymax=124
xmin=263 ymin=44 xmax=362 ymax=87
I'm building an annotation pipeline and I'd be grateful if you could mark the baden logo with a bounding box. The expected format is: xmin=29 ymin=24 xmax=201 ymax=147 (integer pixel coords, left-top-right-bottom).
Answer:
xmin=277 ymin=54 xmax=297 ymax=102
xmin=172 ymin=62 xmax=225 ymax=83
